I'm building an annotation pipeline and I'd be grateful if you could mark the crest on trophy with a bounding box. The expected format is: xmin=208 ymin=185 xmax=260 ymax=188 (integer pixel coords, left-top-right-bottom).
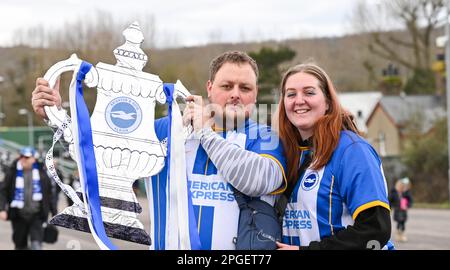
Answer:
xmin=42 ymin=22 xmax=192 ymax=249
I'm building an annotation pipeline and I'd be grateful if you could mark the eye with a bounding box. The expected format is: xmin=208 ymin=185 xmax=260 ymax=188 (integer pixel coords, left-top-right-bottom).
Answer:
xmin=221 ymin=84 xmax=232 ymax=90
xmin=305 ymin=88 xmax=316 ymax=96
xmin=286 ymin=91 xmax=296 ymax=98
xmin=240 ymin=85 xmax=252 ymax=92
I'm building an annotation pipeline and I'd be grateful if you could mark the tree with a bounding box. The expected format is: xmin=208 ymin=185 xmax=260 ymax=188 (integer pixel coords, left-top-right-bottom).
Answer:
xmin=402 ymin=117 xmax=449 ymax=203
xmin=3 ymin=11 xmax=158 ymax=126
xmin=352 ymin=0 xmax=446 ymax=94
xmin=2 ymin=53 xmax=42 ymax=126
xmin=248 ymin=46 xmax=296 ymax=104
xmin=13 ymin=11 xmax=157 ymax=58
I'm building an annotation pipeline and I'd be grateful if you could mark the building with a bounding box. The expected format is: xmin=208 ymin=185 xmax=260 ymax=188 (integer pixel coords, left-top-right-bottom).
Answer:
xmin=366 ymin=94 xmax=446 ymax=157
xmin=338 ymin=91 xmax=382 ymax=135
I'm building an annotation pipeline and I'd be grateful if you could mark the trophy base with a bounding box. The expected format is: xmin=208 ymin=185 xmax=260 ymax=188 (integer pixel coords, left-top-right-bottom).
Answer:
xmin=50 ymin=213 xmax=151 ymax=246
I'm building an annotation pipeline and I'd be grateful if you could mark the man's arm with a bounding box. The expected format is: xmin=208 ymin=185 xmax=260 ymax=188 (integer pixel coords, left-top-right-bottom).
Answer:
xmin=198 ymin=127 xmax=283 ymax=197
xmin=32 ymin=77 xmax=75 ymax=154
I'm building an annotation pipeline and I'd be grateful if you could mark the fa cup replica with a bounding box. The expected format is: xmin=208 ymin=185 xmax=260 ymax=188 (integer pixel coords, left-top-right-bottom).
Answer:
xmin=43 ymin=22 xmax=191 ymax=247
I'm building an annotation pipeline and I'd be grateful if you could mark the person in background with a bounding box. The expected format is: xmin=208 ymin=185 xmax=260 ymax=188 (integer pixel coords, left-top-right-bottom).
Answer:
xmin=0 ymin=147 xmax=56 ymax=250
xmin=389 ymin=177 xmax=413 ymax=242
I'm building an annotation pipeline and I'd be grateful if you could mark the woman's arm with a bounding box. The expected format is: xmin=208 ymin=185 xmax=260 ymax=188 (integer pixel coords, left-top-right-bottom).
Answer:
xmin=300 ymin=206 xmax=391 ymax=250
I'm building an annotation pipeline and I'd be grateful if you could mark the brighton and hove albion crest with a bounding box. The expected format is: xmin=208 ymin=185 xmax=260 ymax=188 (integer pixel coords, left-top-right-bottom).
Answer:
xmin=42 ymin=22 xmax=192 ymax=249
xmin=301 ymin=171 xmax=319 ymax=191
xmin=105 ymin=97 xmax=142 ymax=134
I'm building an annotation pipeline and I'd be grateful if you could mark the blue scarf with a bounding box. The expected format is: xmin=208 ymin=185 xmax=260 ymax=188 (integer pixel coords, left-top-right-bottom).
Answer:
xmin=10 ymin=161 xmax=42 ymax=209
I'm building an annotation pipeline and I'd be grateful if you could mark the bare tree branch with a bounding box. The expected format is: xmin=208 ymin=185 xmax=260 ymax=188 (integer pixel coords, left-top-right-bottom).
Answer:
xmin=388 ymin=35 xmax=416 ymax=49
xmin=352 ymin=0 xmax=445 ymax=71
xmin=370 ymin=33 xmax=416 ymax=69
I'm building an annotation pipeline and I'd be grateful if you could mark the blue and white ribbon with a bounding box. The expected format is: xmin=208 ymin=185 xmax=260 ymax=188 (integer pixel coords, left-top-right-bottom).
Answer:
xmin=45 ymin=115 xmax=87 ymax=215
xmin=69 ymin=61 xmax=117 ymax=250
xmin=163 ymin=83 xmax=201 ymax=250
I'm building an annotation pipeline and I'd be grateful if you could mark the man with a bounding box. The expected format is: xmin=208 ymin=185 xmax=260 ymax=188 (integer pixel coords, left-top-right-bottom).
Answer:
xmin=31 ymin=51 xmax=287 ymax=250
xmin=0 ymin=147 xmax=56 ymax=250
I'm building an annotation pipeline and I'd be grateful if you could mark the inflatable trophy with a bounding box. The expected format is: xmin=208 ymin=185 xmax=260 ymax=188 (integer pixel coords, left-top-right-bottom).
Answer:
xmin=42 ymin=22 xmax=191 ymax=247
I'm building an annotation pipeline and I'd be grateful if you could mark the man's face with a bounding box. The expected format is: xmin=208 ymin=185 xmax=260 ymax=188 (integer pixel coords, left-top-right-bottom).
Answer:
xmin=206 ymin=62 xmax=258 ymax=128
xmin=20 ymin=156 xmax=36 ymax=170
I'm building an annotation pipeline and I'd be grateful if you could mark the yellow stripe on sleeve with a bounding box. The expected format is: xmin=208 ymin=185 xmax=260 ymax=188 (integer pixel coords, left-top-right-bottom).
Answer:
xmin=259 ymin=154 xmax=288 ymax=195
xmin=352 ymin=200 xmax=391 ymax=220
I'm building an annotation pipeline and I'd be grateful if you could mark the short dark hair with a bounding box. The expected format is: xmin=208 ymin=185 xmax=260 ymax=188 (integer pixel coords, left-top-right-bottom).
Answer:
xmin=208 ymin=51 xmax=259 ymax=82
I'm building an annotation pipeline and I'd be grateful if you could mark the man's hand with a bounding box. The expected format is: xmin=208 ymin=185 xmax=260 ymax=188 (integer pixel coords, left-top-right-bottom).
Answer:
xmin=0 ymin=211 xmax=7 ymax=221
xmin=276 ymin=241 xmax=300 ymax=250
xmin=183 ymin=95 xmax=215 ymax=131
xmin=31 ymin=77 xmax=62 ymax=120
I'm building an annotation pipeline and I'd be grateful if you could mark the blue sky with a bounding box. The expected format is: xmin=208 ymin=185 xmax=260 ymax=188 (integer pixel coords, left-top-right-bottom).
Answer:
xmin=0 ymin=0 xmax=368 ymax=48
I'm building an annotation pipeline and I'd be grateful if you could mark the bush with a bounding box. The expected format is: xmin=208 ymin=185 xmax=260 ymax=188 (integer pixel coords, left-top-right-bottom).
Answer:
xmin=402 ymin=118 xmax=449 ymax=203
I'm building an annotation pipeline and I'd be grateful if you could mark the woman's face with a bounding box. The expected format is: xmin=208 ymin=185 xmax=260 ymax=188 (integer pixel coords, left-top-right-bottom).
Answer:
xmin=283 ymin=72 xmax=328 ymax=139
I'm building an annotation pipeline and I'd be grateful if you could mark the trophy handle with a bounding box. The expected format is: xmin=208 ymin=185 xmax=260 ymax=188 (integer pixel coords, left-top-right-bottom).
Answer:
xmin=41 ymin=54 xmax=99 ymax=216
xmin=43 ymin=54 xmax=99 ymax=128
xmin=156 ymin=80 xmax=193 ymax=139
xmin=173 ymin=80 xmax=194 ymax=138
xmin=173 ymin=80 xmax=191 ymax=100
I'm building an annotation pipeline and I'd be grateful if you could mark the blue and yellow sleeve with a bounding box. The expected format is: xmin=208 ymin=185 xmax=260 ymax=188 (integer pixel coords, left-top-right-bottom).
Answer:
xmin=248 ymin=129 xmax=288 ymax=194
xmin=337 ymin=142 xmax=390 ymax=220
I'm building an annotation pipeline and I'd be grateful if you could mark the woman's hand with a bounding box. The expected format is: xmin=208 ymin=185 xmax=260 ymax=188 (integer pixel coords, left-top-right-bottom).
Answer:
xmin=276 ymin=241 xmax=300 ymax=250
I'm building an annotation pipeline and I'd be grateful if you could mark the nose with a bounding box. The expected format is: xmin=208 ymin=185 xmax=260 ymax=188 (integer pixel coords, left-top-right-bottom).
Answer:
xmin=294 ymin=93 xmax=305 ymax=105
xmin=229 ymin=85 xmax=240 ymax=102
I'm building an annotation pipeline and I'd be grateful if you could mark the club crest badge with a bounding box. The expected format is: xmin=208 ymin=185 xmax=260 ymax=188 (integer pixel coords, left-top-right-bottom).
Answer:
xmin=301 ymin=171 xmax=319 ymax=191
xmin=105 ymin=97 xmax=142 ymax=134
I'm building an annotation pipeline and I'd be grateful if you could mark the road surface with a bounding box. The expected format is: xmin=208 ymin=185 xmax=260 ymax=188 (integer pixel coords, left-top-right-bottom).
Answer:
xmin=1 ymin=198 xmax=449 ymax=250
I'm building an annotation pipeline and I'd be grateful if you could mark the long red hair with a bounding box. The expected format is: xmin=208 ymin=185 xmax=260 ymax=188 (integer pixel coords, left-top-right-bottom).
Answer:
xmin=273 ymin=64 xmax=359 ymax=184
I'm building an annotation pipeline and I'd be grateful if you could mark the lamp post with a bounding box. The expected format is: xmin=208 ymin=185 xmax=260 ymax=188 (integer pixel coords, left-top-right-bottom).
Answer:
xmin=0 ymin=75 xmax=4 ymax=126
xmin=437 ymin=3 xmax=450 ymax=204
xmin=18 ymin=108 xmax=34 ymax=147
xmin=446 ymin=7 xmax=450 ymax=205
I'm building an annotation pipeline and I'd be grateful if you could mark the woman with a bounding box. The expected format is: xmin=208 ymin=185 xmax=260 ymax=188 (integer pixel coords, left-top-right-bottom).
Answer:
xmin=274 ymin=63 xmax=393 ymax=250
xmin=389 ymin=178 xmax=413 ymax=242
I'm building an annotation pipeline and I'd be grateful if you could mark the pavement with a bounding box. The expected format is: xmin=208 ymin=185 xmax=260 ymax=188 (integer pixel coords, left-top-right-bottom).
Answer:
xmin=1 ymin=196 xmax=450 ymax=250
xmin=0 ymin=195 xmax=150 ymax=250
xmin=390 ymin=208 xmax=450 ymax=250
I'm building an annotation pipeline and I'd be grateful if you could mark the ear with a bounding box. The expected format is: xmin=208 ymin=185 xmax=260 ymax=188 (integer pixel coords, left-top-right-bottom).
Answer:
xmin=206 ymin=80 xmax=213 ymax=98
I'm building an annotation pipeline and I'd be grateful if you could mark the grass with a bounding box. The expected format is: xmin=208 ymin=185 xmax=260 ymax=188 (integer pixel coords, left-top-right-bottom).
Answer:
xmin=413 ymin=202 xmax=450 ymax=209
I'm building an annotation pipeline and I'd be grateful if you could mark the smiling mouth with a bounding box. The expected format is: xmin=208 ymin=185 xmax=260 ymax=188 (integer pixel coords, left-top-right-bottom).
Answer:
xmin=294 ymin=109 xmax=310 ymax=114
